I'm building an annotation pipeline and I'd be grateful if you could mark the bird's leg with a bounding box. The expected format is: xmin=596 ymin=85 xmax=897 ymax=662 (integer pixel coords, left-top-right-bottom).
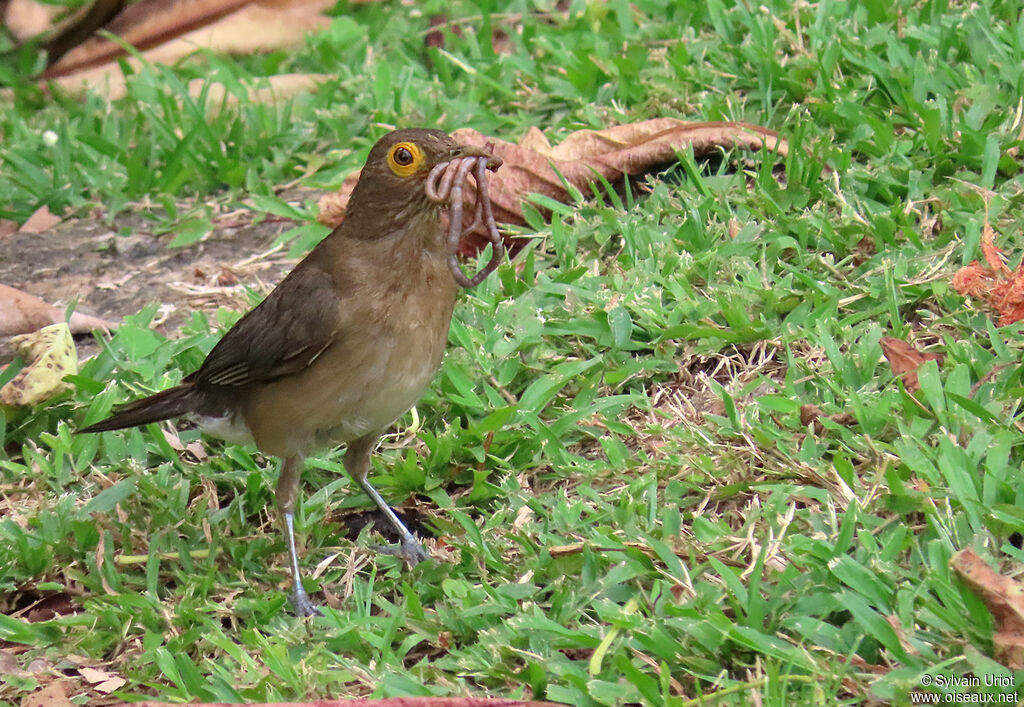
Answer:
xmin=344 ymin=434 xmax=429 ymax=566
xmin=276 ymin=455 xmax=320 ymax=616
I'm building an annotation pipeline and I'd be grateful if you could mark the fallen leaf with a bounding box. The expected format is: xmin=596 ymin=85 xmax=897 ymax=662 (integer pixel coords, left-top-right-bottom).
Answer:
xmin=0 ymin=284 xmax=116 ymax=336
xmin=19 ymin=591 xmax=80 ymax=622
xmin=0 ymin=323 xmax=78 ymax=406
xmin=185 ymin=441 xmax=208 ymax=461
xmin=980 ymin=219 xmax=1011 ymax=275
xmin=0 ymin=219 xmax=18 ymax=238
xmin=46 ymin=0 xmax=246 ymax=75
xmin=879 ymin=336 xmax=944 ymax=393
xmin=799 ymin=404 xmax=857 ymax=433
xmin=0 ymin=651 xmax=27 ymax=677
xmin=40 ymin=0 xmax=127 ymax=65
xmin=799 ymin=404 xmax=822 ymax=427
xmin=45 ymin=0 xmax=337 ymax=98
xmin=77 ymin=667 xmax=110 ymax=683
xmin=952 ymin=222 xmax=1024 ymax=326
xmin=19 ymin=205 xmax=62 ymax=234
xmin=852 ymin=235 xmax=876 ymax=266
xmin=19 ymin=680 xmax=73 ymax=707
xmin=425 ymin=14 xmax=449 ymax=49
xmin=951 ymin=549 xmax=1024 ymax=669
xmin=511 ymin=504 xmax=534 ymax=532
xmin=319 ymin=119 xmax=793 ymax=254
xmin=457 ymin=120 xmax=788 ymax=234
xmin=78 ymin=666 xmax=127 ymax=694
xmin=3 ymin=0 xmax=62 ymax=41
xmin=161 ymin=428 xmax=186 ymax=451
xmin=317 ymin=172 xmax=358 ymax=228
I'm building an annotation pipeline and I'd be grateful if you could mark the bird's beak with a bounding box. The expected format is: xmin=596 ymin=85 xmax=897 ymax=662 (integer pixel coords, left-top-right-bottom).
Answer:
xmin=453 ymin=144 xmax=503 ymax=170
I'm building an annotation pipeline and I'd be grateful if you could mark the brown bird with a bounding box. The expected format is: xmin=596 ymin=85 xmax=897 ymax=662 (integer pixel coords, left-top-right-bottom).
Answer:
xmin=80 ymin=129 xmax=503 ymax=616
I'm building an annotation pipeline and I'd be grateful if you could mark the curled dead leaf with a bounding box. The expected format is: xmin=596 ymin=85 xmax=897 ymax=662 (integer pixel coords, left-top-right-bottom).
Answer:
xmin=44 ymin=0 xmax=336 ymax=98
xmin=952 ymin=222 xmax=1024 ymax=326
xmin=879 ymin=336 xmax=944 ymax=393
xmin=452 ymin=120 xmax=789 ymax=242
xmin=319 ymin=119 xmax=795 ymax=250
xmin=0 ymin=284 xmax=115 ymax=336
xmin=40 ymin=0 xmax=127 ymax=65
xmin=951 ymin=549 xmax=1024 ymax=669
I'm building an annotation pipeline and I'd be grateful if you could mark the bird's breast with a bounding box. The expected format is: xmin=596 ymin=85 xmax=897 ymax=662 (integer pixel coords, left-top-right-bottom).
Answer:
xmin=241 ymin=239 xmax=458 ymax=459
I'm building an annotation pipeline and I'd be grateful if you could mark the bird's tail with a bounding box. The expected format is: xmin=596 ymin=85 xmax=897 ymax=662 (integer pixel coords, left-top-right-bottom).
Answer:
xmin=79 ymin=383 xmax=196 ymax=433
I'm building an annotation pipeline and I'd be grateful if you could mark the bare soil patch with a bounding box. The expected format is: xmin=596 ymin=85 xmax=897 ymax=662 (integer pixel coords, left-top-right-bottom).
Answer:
xmin=0 ymin=192 xmax=320 ymax=362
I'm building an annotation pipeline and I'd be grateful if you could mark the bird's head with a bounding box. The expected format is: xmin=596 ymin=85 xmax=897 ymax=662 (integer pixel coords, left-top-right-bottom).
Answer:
xmin=345 ymin=129 xmax=498 ymax=224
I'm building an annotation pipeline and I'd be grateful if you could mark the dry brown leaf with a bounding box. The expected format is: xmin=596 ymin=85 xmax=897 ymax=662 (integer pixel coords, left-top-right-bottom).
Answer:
xmin=0 ymin=651 xmax=27 ymax=677
xmin=799 ymin=404 xmax=823 ymax=427
xmin=3 ymin=0 xmax=62 ymax=41
xmin=317 ymin=171 xmax=359 ymax=228
xmin=951 ymin=549 xmax=1024 ymax=669
xmin=19 ymin=205 xmax=62 ymax=234
xmin=46 ymin=0 xmax=336 ymax=98
xmin=879 ymin=336 xmax=944 ymax=393
xmin=952 ymin=222 xmax=1024 ymax=326
xmin=852 ymin=235 xmax=876 ymax=266
xmin=19 ymin=680 xmax=73 ymax=707
xmin=0 ymin=284 xmax=115 ymax=336
xmin=4 ymin=0 xmax=124 ymax=57
xmin=78 ymin=666 xmax=126 ymax=694
xmin=0 ymin=219 xmax=18 ymax=238
xmin=41 ymin=0 xmax=127 ymax=65
xmin=44 ymin=0 xmax=253 ymax=78
xmin=18 ymin=591 xmax=80 ymax=622
xmin=980 ymin=219 xmax=1011 ymax=275
xmin=799 ymin=404 xmax=857 ymax=434
xmin=319 ymin=119 xmax=791 ymax=252
xmin=453 ymin=119 xmax=788 ymax=236
xmin=76 ymin=666 xmax=111 ymax=683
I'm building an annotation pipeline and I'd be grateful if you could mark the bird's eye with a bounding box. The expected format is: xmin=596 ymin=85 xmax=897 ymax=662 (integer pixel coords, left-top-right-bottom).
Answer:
xmin=394 ymin=147 xmax=413 ymax=165
xmin=387 ymin=141 xmax=424 ymax=177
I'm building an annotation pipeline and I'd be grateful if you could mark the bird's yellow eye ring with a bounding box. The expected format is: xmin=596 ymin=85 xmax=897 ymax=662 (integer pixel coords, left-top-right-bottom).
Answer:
xmin=387 ymin=141 xmax=424 ymax=177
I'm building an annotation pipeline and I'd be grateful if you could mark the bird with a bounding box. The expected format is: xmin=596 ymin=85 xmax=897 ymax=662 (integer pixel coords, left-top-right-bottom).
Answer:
xmin=80 ymin=128 xmax=500 ymax=616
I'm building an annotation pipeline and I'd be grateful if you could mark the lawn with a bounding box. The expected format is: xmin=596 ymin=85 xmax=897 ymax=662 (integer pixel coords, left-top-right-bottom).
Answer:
xmin=2 ymin=0 xmax=1024 ymax=705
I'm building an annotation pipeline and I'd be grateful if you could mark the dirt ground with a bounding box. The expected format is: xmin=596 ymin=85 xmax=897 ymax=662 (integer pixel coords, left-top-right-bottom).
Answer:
xmin=0 ymin=191 xmax=323 ymax=363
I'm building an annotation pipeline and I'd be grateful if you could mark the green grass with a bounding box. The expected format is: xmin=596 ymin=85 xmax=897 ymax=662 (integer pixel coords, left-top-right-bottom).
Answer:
xmin=3 ymin=0 xmax=1024 ymax=705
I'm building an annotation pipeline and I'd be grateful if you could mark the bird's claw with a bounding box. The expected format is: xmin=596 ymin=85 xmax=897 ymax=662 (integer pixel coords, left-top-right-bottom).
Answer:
xmin=372 ymin=538 xmax=429 ymax=567
xmin=290 ymin=588 xmax=322 ymax=617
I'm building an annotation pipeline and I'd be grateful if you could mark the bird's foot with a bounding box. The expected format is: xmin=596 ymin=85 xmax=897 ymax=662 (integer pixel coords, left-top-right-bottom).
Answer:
xmin=290 ymin=586 xmax=322 ymax=617
xmin=372 ymin=537 xmax=429 ymax=567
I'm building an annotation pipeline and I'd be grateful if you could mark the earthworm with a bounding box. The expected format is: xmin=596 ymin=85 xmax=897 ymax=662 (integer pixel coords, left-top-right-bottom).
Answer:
xmin=426 ymin=153 xmax=505 ymax=288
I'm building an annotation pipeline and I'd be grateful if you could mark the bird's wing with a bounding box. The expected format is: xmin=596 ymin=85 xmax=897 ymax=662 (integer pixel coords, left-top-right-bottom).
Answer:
xmin=191 ymin=261 xmax=344 ymax=388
